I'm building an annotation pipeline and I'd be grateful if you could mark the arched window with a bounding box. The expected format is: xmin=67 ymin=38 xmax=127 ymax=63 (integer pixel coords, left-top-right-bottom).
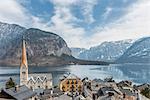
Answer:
xmin=67 ymin=80 xmax=69 ymax=84
xmin=71 ymin=80 xmax=74 ymax=84
xmin=70 ymin=85 xmax=74 ymax=92
xmin=22 ymin=72 xmax=26 ymax=74
xmin=78 ymin=85 xmax=82 ymax=92
xmin=62 ymin=85 xmax=65 ymax=92
xmin=75 ymin=80 xmax=78 ymax=84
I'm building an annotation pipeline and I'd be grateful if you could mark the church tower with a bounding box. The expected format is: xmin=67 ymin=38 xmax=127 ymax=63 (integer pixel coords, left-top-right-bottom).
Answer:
xmin=20 ymin=39 xmax=28 ymax=86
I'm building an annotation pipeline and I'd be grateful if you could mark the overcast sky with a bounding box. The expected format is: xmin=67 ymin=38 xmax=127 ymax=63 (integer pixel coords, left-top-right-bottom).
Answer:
xmin=0 ymin=0 xmax=149 ymax=48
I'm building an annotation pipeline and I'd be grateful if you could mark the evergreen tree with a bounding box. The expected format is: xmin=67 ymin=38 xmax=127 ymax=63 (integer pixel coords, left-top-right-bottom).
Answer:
xmin=5 ymin=77 xmax=16 ymax=89
xmin=141 ymin=88 xmax=150 ymax=99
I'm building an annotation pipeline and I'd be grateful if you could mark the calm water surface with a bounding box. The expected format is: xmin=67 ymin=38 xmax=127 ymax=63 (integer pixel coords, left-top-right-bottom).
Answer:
xmin=0 ymin=64 xmax=150 ymax=88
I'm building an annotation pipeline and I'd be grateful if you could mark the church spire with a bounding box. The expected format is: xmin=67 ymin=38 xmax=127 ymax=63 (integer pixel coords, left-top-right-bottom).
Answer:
xmin=21 ymin=39 xmax=28 ymax=68
xmin=20 ymin=39 xmax=28 ymax=86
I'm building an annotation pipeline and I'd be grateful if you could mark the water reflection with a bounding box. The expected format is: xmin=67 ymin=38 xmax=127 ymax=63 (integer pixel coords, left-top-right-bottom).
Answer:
xmin=0 ymin=64 xmax=150 ymax=88
xmin=91 ymin=64 xmax=150 ymax=84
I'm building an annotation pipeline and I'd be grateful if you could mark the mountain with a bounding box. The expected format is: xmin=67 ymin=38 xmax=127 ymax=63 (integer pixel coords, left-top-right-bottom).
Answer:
xmin=78 ymin=40 xmax=134 ymax=62
xmin=0 ymin=22 xmax=72 ymax=66
xmin=0 ymin=22 xmax=109 ymax=66
xmin=0 ymin=22 xmax=26 ymax=59
xmin=117 ymin=37 xmax=150 ymax=63
xmin=70 ymin=48 xmax=86 ymax=58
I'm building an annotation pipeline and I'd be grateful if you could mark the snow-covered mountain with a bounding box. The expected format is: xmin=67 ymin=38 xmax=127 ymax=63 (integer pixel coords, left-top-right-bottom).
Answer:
xmin=0 ymin=22 xmax=26 ymax=58
xmin=117 ymin=37 xmax=150 ymax=63
xmin=78 ymin=40 xmax=134 ymax=62
xmin=71 ymin=48 xmax=86 ymax=58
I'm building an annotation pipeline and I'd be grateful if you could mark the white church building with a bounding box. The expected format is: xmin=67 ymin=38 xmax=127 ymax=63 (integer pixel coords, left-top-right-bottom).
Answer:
xmin=20 ymin=39 xmax=52 ymax=91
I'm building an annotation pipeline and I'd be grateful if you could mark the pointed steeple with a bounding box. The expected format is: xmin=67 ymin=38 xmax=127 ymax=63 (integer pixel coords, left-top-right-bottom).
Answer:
xmin=20 ymin=38 xmax=28 ymax=86
xmin=21 ymin=39 xmax=28 ymax=68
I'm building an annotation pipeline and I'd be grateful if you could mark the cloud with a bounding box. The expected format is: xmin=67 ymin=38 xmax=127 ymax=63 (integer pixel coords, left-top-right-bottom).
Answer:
xmin=0 ymin=0 xmax=49 ymax=28
xmin=0 ymin=0 xmax=46 ymax=28
xmin=0 ymin=0 xmax=87 ymax=47
xmin=0 ymin=0 xmax=149 ymax=48
xmin=102 ymin=7 xmax=112 ymax=19
xmin=0 ymin=0 xmax=30 ymax=26
xmin=50 ymin=0 xmax=78 ymax=6
xmin=81 ymin=0 xmax=98 ymax=24
xmin=47 ymin=0 xmax=99 ymax=47
xmin=48 ymin=0 xmax=87 ymax=47
xmin=88 ymin=0 xmax=150 ymax=47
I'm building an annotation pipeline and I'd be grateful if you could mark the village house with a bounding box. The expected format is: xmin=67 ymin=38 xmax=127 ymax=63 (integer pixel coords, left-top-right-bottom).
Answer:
xmin=83 ymin=79 xmax=123 ymax=100
xmin=59 ymin=74 xmax=83 ymax=93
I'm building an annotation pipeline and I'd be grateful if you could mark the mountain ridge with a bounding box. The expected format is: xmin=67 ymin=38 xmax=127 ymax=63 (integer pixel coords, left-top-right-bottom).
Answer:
xmin=117 ymin=37 xmax=150 ymax=63
xmin=72 ymin=39 xmax=134 ymax=62
xmin=0 ymin=21 xmax=109 ymax=66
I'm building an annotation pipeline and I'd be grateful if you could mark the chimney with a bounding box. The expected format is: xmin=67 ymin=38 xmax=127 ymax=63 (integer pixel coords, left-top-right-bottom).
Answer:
xmin=15 ymin=85 xmax=19 ymax=92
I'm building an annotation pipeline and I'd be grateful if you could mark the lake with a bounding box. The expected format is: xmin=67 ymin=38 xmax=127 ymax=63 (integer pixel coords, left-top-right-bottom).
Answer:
xmin=0 ymin=64 xmax=150 ymax=88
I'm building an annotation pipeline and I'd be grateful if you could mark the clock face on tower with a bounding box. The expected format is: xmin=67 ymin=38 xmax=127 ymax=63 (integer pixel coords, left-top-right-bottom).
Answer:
xmin=22 ymin=65 xmax=27 ymax=72
xmin=21 ymin=65 xmax=27 ymax=81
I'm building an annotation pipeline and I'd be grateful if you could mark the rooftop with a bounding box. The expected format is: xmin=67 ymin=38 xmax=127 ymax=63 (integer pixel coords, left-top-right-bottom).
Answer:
xmin=61 ymin=73 xmax=80 ymax=81
xmin=66 ymin=74 xmax=80 ymax=79
xmin=1 ymin=85 xmax=36 ymax=100
xmin=28 ymin=73 xmax=52 ymax=83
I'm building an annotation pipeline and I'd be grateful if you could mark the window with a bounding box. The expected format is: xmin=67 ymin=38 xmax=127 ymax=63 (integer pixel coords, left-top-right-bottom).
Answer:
xmin=71 ymin=80 xmax=74 ymax=84
xmin=78 ymin=85 xmax=82 ymax=92
xmin=96 ymin=84 xmax=98 ymax=87
xmin=75 ymin=80 xmax=78 ymax=84
xmin=67 ymin=80 xmax=69 ymax=84
xmin=22 ymin=72 xmax=26 ymax=74
xmin=45 ymin=85 xmax=48 ymax=89
xmin=62 ymin=85 xmax=65 ymax=89
xmin=62 ymin=86 xmax=65 ymax=92
xmin=70 ymin=85 xmax=75 ymax=92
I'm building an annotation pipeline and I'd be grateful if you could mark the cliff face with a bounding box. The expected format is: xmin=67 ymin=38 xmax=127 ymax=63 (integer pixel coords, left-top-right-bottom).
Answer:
xmin=0 ymin=22 xmax=71 ymax=66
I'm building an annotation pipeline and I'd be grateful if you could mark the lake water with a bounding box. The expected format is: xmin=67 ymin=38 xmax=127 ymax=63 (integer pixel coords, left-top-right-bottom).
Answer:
xmin=0 ymin=64 xmax=150 ymax=88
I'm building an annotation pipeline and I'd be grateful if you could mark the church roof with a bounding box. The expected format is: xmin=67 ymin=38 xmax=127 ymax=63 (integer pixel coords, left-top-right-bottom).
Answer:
xmin=2 ymin=85 xmax=36 ymax=100
xmin=28 ymin=73 xmax=52 ymax=83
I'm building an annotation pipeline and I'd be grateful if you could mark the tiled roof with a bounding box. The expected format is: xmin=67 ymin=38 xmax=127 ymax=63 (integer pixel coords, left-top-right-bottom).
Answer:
xmin=120 ymin=88 xmax=135 ymax=96
xmin=93 ymin=79 xmax=104 ymax=83
xmin=100 ymin=87 xmax=117 ymax=95
xmin=2 ymin=85 xmax=36 ymax=100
